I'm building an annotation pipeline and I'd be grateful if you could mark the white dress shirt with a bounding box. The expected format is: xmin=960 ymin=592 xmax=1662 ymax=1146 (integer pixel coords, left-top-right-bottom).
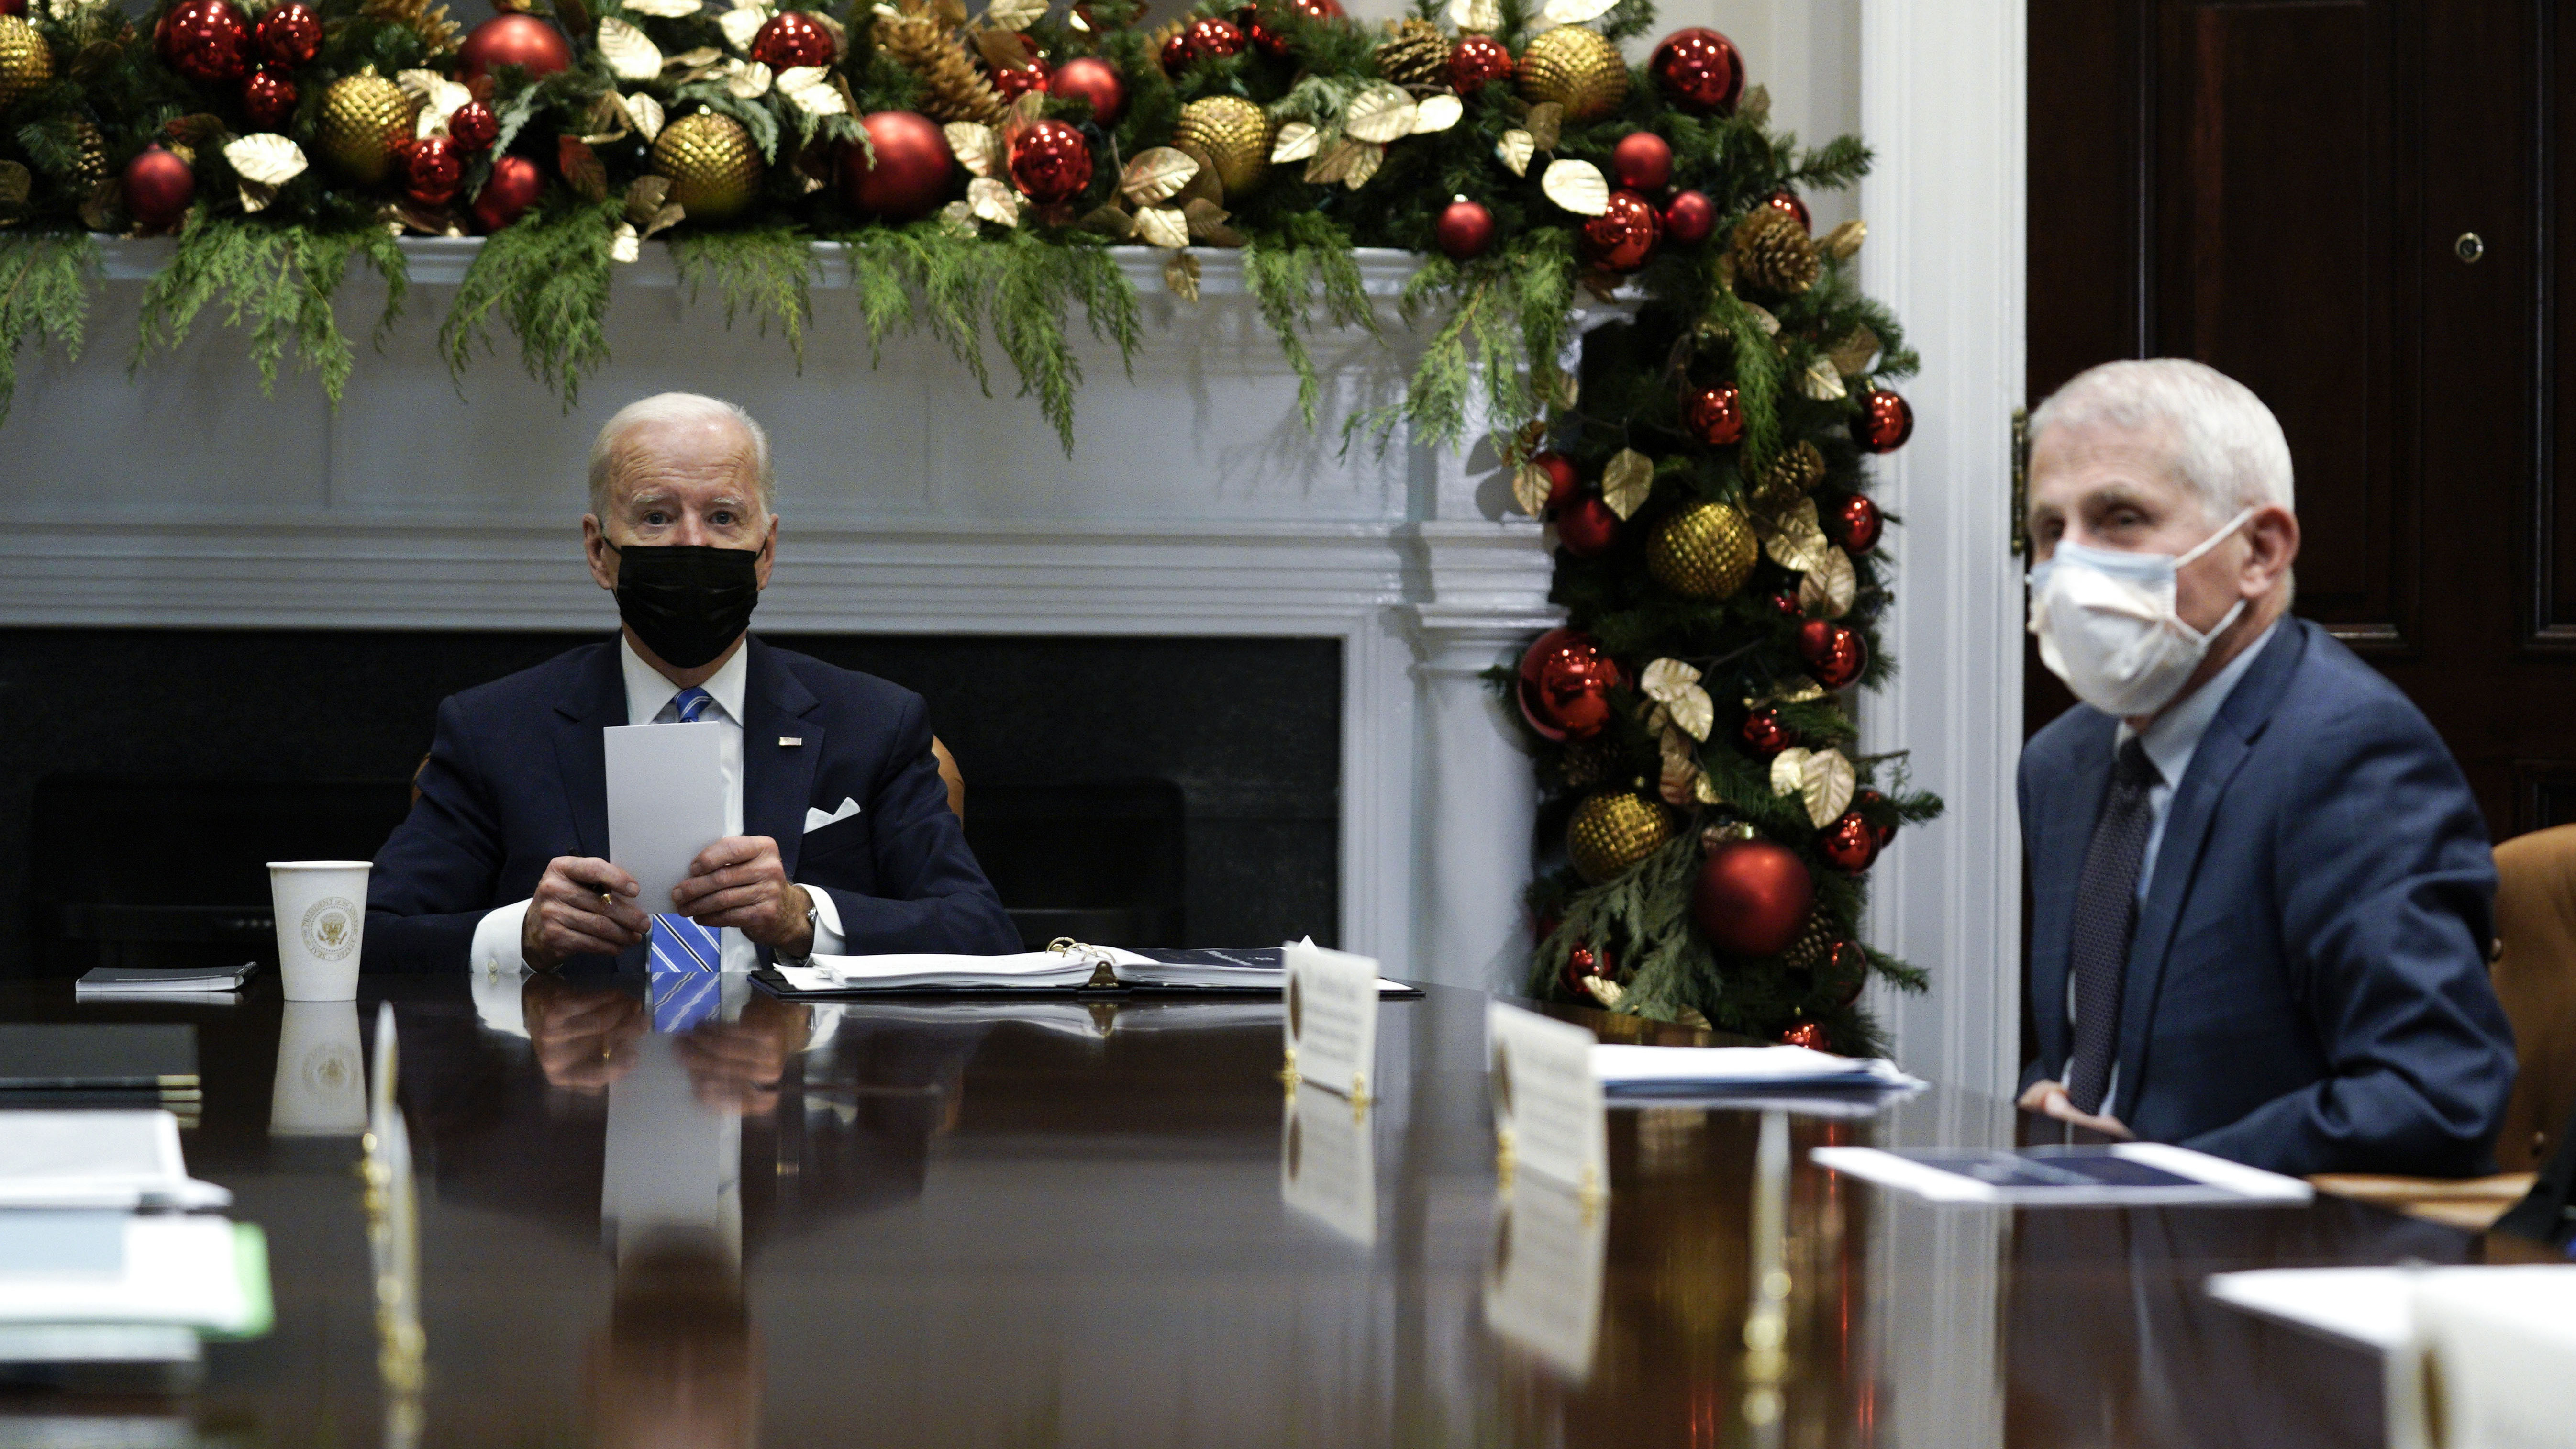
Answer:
xmin=468 ymin=636 xmax=847 ymax=977
xmin=2065 ymin=618 xmax=2281 ymax=1093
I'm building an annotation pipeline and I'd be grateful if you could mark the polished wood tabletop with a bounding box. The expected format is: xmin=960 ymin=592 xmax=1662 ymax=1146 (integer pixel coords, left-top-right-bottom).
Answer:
xmin=0 ymin=971 xmax=2528 ymax=1447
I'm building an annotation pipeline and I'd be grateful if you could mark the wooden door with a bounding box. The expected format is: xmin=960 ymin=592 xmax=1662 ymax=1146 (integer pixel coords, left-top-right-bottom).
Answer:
xmin=2025 ymin=0 xmax=2576 ymax=840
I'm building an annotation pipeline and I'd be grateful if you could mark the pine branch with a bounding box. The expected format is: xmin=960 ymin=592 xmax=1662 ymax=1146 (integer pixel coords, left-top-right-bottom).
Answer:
xmin=438 ymin=201 xmax=619 ymax=409
xmin=673 ymin=225 xmax=819 ymax=369
xmin=0 ymin=231 xmax=97 ymax=427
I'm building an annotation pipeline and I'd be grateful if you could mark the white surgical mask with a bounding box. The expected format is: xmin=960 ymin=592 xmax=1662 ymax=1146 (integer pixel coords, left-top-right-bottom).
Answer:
xmin=2027 ymin=507 xmax=2256 ymax=718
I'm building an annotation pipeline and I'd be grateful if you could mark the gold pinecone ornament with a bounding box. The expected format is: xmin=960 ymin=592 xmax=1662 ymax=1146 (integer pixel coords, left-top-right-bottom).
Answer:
xmin=650 ymin=112 xmax=763 ymax=223
xmin=1647 ymin=502 xmax=1758 ymax=599
xmin=1783 ymin=914 xmax=1833 ymax=970
xmin=1751 ymin=440 xmax=1825 ymax=507
xmin=0 ymin=16 xmax=55 ymax=113
xmin=1732 ymin=205 xmax=1821 ymax=295
xmin=318 ymin=69 xmax=417 ymax=187
xmin=876 ymin=12 xmax=1008 ymax=125
xmin=1516 ymin=26 xmax=1627 ymax=122
xmin=1373 ymin=18 xmax=1448 ymax=87
xmin=65 ymin=119 xmax=107 ymax=188
xmin=1568 ymin=791 xmax=1678 ymax=883
xmin=1172 ymin=95 xmax=1271 ymax=199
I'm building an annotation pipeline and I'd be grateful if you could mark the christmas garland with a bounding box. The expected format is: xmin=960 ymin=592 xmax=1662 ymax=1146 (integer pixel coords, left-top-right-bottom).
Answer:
xmin=0 ymin=0 xmax=1939 ymax=1047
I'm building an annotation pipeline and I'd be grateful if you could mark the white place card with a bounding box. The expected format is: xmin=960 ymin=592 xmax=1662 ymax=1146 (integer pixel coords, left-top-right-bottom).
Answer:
xmin=1487 ymin=1001 xmax=1607 ymax=1196
xmin=1283 ymin=941 xmax=1380 ymax=1103
xmin=1280 ymin=1081 xmax=1376 ymax=1245
xmin=603 ymin=721 xmax=729 ymax=915
xmin=1483 ymin=1172 xmax=1609 ymax=1379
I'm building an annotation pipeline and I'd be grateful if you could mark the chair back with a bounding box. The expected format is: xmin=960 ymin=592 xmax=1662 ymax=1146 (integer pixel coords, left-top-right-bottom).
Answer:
xmin=2490 ymin=825 xmax=2576 ymax=1170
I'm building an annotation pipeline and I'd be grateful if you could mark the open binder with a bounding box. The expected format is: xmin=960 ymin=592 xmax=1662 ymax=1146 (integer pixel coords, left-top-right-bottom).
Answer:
xmin=755 ymin=942 xmax=1421 ymax=1000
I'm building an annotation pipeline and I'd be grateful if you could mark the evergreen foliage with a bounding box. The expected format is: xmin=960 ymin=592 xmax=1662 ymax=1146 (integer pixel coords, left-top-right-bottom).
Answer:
xmin=0 ymin=231 xmax=97 ymax=425
xmin=133 ymin=216 xmax=407 ymax=401
xmin=439 ymin=200 xmax=617 ymax=406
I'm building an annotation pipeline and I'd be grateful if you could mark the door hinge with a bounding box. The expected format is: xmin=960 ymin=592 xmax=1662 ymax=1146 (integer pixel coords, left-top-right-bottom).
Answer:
xmin=2010 ymin=406 xmax=2030 ymax=557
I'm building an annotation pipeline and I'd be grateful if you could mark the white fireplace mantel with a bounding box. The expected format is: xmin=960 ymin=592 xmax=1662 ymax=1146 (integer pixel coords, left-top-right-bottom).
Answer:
xmin=3 ymin=239 xmax=1559 ymax=993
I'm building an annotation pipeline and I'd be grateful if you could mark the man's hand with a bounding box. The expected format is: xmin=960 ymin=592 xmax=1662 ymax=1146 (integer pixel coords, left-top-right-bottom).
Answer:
xmin=524 ymin=856 xmax=651 ymax=969
xmin=2016 ymin=1078 xmax=2136 ymax=1140
xmin=668 ymin=836 xmax=813 ymax=957
xmin=673 ymin=996 xmax=811 ymax=1116
xmin=523 ymin=975 xmax=645 ymax=1092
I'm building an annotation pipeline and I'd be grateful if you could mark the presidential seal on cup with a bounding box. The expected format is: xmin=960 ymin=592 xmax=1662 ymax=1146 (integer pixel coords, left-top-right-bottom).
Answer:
xmin=268 ymin=860 xmax=372 ymax=1001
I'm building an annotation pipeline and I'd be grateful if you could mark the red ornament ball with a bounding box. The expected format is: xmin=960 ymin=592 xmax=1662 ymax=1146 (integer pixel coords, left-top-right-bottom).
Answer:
xmin=1434 ymin=197 xmax=1494 ymax=261
xmin=1579 ymin=190 xmax=1661 ymax=273
xmin=1649 ymin=27 xmax=1743 ymax=115
xmin=1769 ymin=591 xmax=1803 ymax=617
xmin=458 ymin=13 xmax=573 ymax=82
xmin=841 ymin=110 xmax=954 ymax=221
xmin=122 ymin=145 xmax=195 ymax=232
xmin=1159 ymin=31 xmax=1194 ymax=73
xmin=1185 ymin=16 xmax=1244 ymax=60
xmin=1048 ymin=56 xmax=1126 ymax=124
xmin=1762 ymin=189 xmax=1810 ymax=234
xmin=1854 ymin=789 xmax=1898 ymax=847
xmin=990 ymin=56 xmax=1051 ymax=103
xmin=1558 ymin=942 xmax=1615 ymax=998
xmin=0 ymin=0 xmax=22 ymax=14
xmin=1835 ymin=493 xmax=1883 ymax=552
xmin=254 ymin=0 xmax=320 ymax=67
xmin=1662 ymin=189 xmax=1715 ymax=245
xmin=1610 ymin=132 xmax=1672 ymax=193
xmin=1797 ymin=619 xmax=1867 ymax=690
xmin=1556 ymin=496 xmax=1620 ymax=558
xmin=749 ymin=10 xmax=836 ymax=69
xmin=1683 ymin=382 xmax=1744 ymax=447
xmin=1693 ymin=837 xmax=1815 ymax=957
xmin=161 ymin=0 xmax=251 ymax=84
xmin=1527 ymin=450 xmax=1578 ymax=515
xmin=1448 ymin=33 xmax=1513 ymax=94
xmin=1515 ymin=627 xmax=1623 ymax=743
xmin=1005 ymin=118 xmax=1092 ymax=204
xmin=1739 ymin=706 xmax=1798 ymax=757
xmin=403 ymin=135 xmax=462 ymax=208
xmin=1284 ymin=0 xmax=1344 ymax=20
xmin=470 ymin=154 xmax=547 ymax=233
xmin=1819 ymin=812 xmax=1880 ymax=873
xmin=1854 ymin=388 xmax=1914 ymax=453
xmin=240 ymin=67 xmax=297 ymax=131
xmin=1781 ymin=1020 xmax=1830 ymax=1052
xmin=447 ymin=100 xmax=499 ymax=153
xmin=1232 ymin=6 xmax=1288 ymax=59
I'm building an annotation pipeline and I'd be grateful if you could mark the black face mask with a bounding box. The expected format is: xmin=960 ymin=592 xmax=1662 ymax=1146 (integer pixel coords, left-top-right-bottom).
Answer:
xmin=608 ymin=543 xmax=761 ymax=669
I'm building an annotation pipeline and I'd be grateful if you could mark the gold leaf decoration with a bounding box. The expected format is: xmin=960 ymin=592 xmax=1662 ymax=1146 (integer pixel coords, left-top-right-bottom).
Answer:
xmin=1826 ymin=324 xmax=1881 ymax=377
xmin=966 ymin=175 xmax=1019 ymax=227
xmin=1340 ymin=141 xmax=1383 ymax=190
xmin=1511 ymin=463 xmax=1552 ymax=517
xmin=1343 ymin=84 xmax=1419 ymax=144
xmin=1524 ymin=101 xmax=1563 ymax=152
xmin=777 ymin=66 xmax=845 ymax=114
xmin=1134 ymin=205 xmax=1189 ymax=249
xmin=982 ymin=0 xmax=1047 ymax=31
xmin=609 ymin=221 xmax=642 ymax=263
xmin=1539 ymin=0 xmax=1615 ymax=23
xmin=1640 ymin=658 xmax=1714 ymax=742
xmin=1412 ymin=94 xmax=1463 ymax=134
xmin=725 ymin=60 xmax=773 ymax=98
xmin=1269 ymin=122 xmax=1320 ymax=163
xmin=946 ymin=122 xmax=1001 ymax=178
xmin=1077 ymin=203 xmax=1133 ymax=239
xmin=1164 ymin=250 xmax=1200 ymax=301
xmin=1798 ymin=546 xmax=1856 ymax=618
xmin=1759 ymin=498 xmax=1832 ymax=573
xmin=1540 ymin=157 xmax=1608 ymax=216
xmin=1494 ymin=129 xmax=1534 ymax=177
xmin=596 ymin=18 xmax=664 ymax=79
xmin=1182 ymin=196 xmax=1242 ymax=246
xmin=1802 ymin=749 xmax=1856 ymax=826
xmin=1799 ymin=355 xmax=1847 ymax=401
xmin=972 ymin=26 xmax=1032 ymax=70
xmin=1447 ymin=0 xmax=1499 ymax=30
xmin=224 ymin=133 xmax=307 ymax=187
xmin=1600 ymin=447 xmax=1653 ymax=520
xmin=623 ymin=173 xmax=671 ymax=226
xmin=622 ymin=0 xmax=702 ymax=14
xmin=1821 ymin=219 xmax=1866 ymax=260
xmin=717 ymin=4 xmax=770 ymax=50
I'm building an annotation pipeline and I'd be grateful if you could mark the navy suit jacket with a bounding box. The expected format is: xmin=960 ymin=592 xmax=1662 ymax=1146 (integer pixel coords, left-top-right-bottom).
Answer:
xmin=2019 ymin=617 xmax=2515 ymax=1176
xmin=364 ymin=636 xmax=1019 ymax=969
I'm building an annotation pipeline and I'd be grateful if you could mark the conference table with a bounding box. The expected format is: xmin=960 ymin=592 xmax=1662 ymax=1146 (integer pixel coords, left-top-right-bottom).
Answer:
xmin=0 ymin=970 xmax=2535 ymax=1447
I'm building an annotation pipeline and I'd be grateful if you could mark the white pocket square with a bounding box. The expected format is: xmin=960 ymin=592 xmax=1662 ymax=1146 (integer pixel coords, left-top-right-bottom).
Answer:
xmin=804 ymin=797 xmax=862 ymax=833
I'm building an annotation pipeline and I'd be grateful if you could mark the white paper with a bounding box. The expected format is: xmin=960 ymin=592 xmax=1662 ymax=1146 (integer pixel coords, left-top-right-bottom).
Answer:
xmin=1811 ymin=1142 xmax=2314 ymax=1206
xmin=1488 ymin=1002 xmax=1607 ymax=1195
xmin=0 ymin=1216 xmax=257 ymax=1332
xmin=0 ymin=1112 xmax=229 ymax=1211
xmin=1284 ymin=941 xmax=1380 ymax=1102
xmin=2394 ymin=1267 xmax=2576 ymax=1449
xmin=1483 ymin=1173 xmax=1608 ymax=1378
xmin=604 ymin=722 xmax=730 ymax=915
xmin=1594 ymin=1043 xmax=1926 ymax=1091
xmin=1281 ymin=1081 xmax=1376 ymax=1244
xmin=602 ymin=1032 xmax=741 ymax=1266
xmin=2204 ymin=1266 xmax=2420 ymax=1351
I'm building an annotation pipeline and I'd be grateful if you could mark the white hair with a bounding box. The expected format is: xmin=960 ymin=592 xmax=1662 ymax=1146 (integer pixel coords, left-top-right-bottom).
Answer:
xmin=586 ymin=393 xmax=775 ymax=518
xmin=2028 ymin=359 xmax=2295 ymax=522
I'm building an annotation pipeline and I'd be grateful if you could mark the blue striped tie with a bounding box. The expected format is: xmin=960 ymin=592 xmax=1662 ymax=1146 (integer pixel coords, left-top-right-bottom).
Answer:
xmin=649 ymin=685 xmax=722 ymax=1031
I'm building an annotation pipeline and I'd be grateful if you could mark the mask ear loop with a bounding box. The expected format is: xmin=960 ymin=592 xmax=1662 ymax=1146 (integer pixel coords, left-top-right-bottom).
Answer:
xmin=2168 ymin=506 xmax=2261 ymax=645
xmin=2172 ymin=506 xmax=2260 ymax=569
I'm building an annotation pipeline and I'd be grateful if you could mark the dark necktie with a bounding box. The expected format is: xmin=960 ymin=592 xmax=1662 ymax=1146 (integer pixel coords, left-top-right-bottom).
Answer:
xmin=2065 ymin=736 xmax=2161 ymax=1115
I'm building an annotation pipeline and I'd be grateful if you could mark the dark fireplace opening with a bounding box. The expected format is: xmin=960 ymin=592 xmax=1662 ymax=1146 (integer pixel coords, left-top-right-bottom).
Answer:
xmin=0 ymin=630 xmax=1338 ymax=979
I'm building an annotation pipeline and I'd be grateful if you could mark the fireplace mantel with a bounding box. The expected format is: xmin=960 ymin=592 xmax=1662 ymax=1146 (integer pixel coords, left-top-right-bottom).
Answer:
xmin=3 ymin=238 xmax=1557 ymax=992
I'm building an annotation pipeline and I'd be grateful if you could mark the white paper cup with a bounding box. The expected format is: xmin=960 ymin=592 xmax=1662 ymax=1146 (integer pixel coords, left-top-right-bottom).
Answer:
xmin=270 ymin=1000 xmax=369 ymax=1135
xmin=269 ymin=861 xmax=370 ymax=1001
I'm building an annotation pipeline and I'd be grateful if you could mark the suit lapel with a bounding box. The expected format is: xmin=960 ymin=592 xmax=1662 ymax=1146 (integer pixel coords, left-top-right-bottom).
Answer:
xmin=2110 ymin=620 xmax=2311 ymax=1120
xmin=2031 ymin=717 xmax=2116 ymax=1077
xmin=740 ymin=638 xmax=824 ymax=876
xmin=549 ymin=642 xmax=627 ymax=858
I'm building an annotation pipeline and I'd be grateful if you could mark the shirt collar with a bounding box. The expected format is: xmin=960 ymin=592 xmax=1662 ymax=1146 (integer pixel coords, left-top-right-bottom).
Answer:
xmin=2116 ymin=617 xmax=2280 ymax=787
xmin=619 ymin=634 xmax=750 ymax=728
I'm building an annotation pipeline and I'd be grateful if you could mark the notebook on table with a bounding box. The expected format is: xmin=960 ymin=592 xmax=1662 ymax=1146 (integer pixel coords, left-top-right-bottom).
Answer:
xmin=0 ymin=1025 xmax=198 ymax=1091
xmin=758 ymin=945 xmax=1420 ymax=1000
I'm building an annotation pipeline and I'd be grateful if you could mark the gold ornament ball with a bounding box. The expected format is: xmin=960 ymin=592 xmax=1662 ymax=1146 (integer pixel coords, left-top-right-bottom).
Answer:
xmin=1647 ymin=501 xmax=1758 ymax=599
xmin=1568 ymin=791 xmax=1678 ymax=884
xmin=318 ymin=70 xmax=417 ymax=188
xmin=650 ymin=111 xmax=764 ymax=224
xmin=1172 ymin=95 xmax=1271 ymax=199
xmin=0 ymin=16 xmax=55 ymax=114
xmin=1516 ymin=25 xmax=1628 ymax=123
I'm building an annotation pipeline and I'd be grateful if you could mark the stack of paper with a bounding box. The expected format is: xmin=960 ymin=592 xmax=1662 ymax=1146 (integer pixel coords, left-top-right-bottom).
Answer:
xmin=1593 ymin=1044 xmax=1927 ymax=1099
xmin=75 ymin=963 xmax=257 ymax=1001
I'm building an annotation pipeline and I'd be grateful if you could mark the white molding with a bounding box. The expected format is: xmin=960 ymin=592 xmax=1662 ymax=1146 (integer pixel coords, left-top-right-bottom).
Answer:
xmin=1856 ymin=0 xmax=2027 ymax=1094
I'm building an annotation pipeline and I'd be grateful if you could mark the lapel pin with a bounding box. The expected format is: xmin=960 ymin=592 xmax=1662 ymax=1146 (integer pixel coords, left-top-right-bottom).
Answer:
xmin=780 ymin=736 xmax=803 ymax=747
